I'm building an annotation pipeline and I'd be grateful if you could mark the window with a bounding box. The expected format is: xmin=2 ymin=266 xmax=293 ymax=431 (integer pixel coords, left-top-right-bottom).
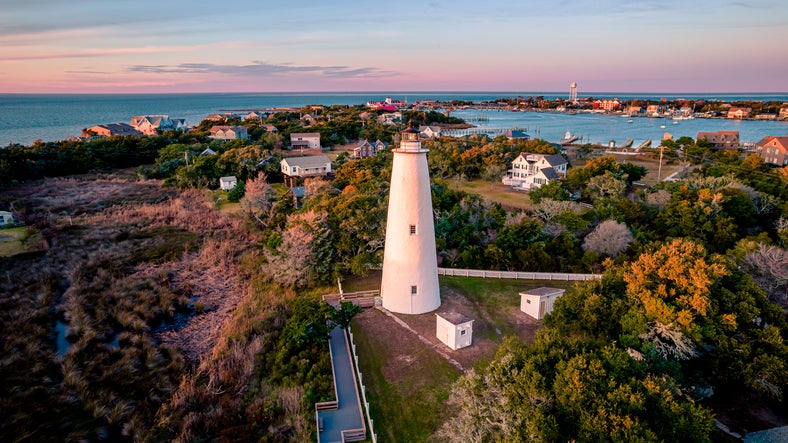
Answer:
xmin=411 ymin=285 xmax=417 ymax=295
xmin=409 ymin=225 xmax=416 ymax=235
xmin=460 ymin=330 xmax=466 ymax=336
xmin=526 ymin=299 xmax=531 ymax=304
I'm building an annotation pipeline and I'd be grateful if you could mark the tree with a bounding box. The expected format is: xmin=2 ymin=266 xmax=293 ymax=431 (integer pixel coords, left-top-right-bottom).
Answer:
xmin=329 ymin=302 xmax=363 ymax=329
xmin=745 ymin=243 xmax=788 ymax=308
xmin=582 ymin=220 xmax=633 ymax=258
xmin=528 ymin=180 xmax=569 ymax=203
xmin=240 ymin=172 xmax=276 ymax=227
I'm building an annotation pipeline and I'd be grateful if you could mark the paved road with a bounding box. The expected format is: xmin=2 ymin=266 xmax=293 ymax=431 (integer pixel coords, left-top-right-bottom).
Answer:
xmin=318 ymin=326 xmax=365 ymax=443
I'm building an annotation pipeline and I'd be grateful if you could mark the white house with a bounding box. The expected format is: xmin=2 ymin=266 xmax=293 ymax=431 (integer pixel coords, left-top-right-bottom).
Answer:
xmin=436 ymin=311 xmax=473 ymax=350
xmin=419 ymin=125 xmax=442 ymax=138
xmin=209 ymin=125 xmax=248 ymax=140
xmin=219 ymin=176 xmax=238 ymax=191
xmin=290 ymin=132 xmax=321 ymax=150
xmin=0 ymin=211 xmax=14 ymax=227
xmin=280 ymin=155 xmax=332 ymax=179
xmin=502 ymin=153 xmax=567 ymax=190
xmin=520 ymin=287 xmax=566 ymax=320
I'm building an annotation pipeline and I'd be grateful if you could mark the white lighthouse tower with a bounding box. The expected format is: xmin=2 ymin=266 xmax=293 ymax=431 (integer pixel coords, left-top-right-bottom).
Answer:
xmin=380 ymin=122 xmax=441 ymax=314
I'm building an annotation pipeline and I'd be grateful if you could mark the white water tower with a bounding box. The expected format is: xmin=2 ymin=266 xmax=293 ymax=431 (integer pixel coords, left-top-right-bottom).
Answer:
xmin=380 ymin=122 xmax=441 ymax=314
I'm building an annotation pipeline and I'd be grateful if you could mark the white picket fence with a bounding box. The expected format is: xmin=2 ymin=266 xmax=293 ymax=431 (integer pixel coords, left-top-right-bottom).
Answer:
xmin=347 ymin=329 xmax=377 ymax=443
xmin=437 ymin=267 xmax=601 ymax=281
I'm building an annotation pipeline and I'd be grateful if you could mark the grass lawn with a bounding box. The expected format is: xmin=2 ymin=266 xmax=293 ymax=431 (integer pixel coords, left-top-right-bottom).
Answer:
xmin=349 ymin=274 xmax=585 ymax=440
xmin=0 ymin=227 xmax=32 ymax=257
xmin=351 ymin=309 xmax=460 ymax=443
xmin=440 ymin=276 xmax=578 ymax=338
xmin=446 ymin=178 xmax=533 ymax=211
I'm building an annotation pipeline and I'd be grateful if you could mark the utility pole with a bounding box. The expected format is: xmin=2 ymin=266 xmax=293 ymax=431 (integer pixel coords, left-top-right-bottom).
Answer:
xmin=657 ymin=145 xmax=664 ymax=182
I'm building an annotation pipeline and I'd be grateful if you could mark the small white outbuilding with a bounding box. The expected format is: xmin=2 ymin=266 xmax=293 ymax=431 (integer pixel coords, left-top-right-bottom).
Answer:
xmin=520 ymin=287 xmax=566 ymax=320
xmin=0 ymin=211 xmax=14 ymax=227
xmin=436 ymin=311 xmax=473 ymax=350
xmin=219 ymin=176 xmax=238 ymax=191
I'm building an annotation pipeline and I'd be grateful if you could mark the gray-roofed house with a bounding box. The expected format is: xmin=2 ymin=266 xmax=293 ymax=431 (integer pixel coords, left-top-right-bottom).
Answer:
xmin=219 ymin=176 xmax=238 ymax=191
xmin=502 ymin=153 xmax=568 ymax=190
xmin=281 ymin=155 xmax=332 ymax=186
xmin=130 ymin=115 xmax=187 ymax=135
xmin=81 ymin=123 xmax=143 ymax=138
xmin=419 ymin=125 xmax=442 ymax=138
xmin=209 ymin=125 xmax=248 ymax=140
xmin=520 ymin=287 xmax=566 ymax=320
xmin=290 ymin=132 xmax=321 ymax=150
xmin=353 ymin=139 xmax=388 ymax=158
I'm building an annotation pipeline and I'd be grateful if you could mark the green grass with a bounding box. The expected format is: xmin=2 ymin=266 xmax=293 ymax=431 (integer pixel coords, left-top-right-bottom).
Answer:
xmin=341 ymin=270 xmax=382 ymax=292
xmin=0 ymin=226 xmax=32 ymax=257
xmin=351 ymin=309 xmax=460 ymax=443
xmin=440 ymin=276 xmax=578 ymax=337
xmin=447 ymin=178 xmax=533 ymax=211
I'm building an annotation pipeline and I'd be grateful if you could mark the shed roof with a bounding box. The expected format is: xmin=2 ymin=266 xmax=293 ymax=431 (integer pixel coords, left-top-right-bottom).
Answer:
xmin=520 ymin=287 xmax=565 ymax=297
xmin=436 ymin=311 xmax=473 ymax=325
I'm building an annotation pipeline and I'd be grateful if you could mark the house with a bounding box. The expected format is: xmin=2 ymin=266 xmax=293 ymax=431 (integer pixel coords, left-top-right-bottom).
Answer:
xmin=200 ymin=147 xmax=216 ymax=156
xmin=219 ymin=176 xmax=238 ymax=191
xmin=646 ymin=104 xmax=663 ymax=117
xmin=502 ymin=153 xmax=568 ymax=190
xmin=261 ymin=124 xmax=278 ymax=133
xmin=755 ymin=136 xmax=788 ymax=166
xmin=697 ymin=131 xmax=739 ymax=150
xmin=281 ymin=155 xmax=332 ymax=186
xmin=130 ymin=115 xmax=187 ymax=135
xmin=419 ymin=125 xmax=442 ymax=138
xmin=779 ymin=107 xmax=788 ymax=121
xmin=353 ymin=139 xmax=388 ymax=158
xmin=593 ymin=99 xmax=620 ymax=111
xmin=504 ymin=129 xmax=530 ymax=140
xmin=245 ymin=111 xmax=268 ymax=121
xmin=367 ymin=97 xmax=406 ymax=110
xmin=81 ymin=123 xmax=143 ymax=137
xmin=520 ymin=287 xmax=566 ymax=320
xmin=726 ymin=107 xmax=751 ymax=119
xmin=435 ymin=311 xmax=473 ymax=350
xmin=755 ymin=113 xmax=777 ymax=120
xmin=0 ymin=211 xmax=14 ymax=227
xmin=209 ymin=125 xmax=248 ymax=140
xmin=300 ymin=114 xmax=317 ymax=126
xmin=290 ymin=132 xmax=321 ymax=150
xmin=377 ymin=112 xmax=402 ymax=125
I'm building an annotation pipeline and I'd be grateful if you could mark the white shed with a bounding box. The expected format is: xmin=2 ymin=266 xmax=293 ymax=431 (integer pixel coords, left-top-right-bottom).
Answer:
xmin=436 ymin=311 xmax=473 ymax=350
xmin=0 ymin=211 xmax=14 ymax=227
xmin=219 ymin=176 xmax=238 ymax=191
xmin=520 ymin=287 xmax=566 ymax=320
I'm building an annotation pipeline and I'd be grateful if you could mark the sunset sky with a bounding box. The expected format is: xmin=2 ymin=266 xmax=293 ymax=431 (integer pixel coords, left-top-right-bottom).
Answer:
xmin=2 ymin=0 xmax=787 ymax=93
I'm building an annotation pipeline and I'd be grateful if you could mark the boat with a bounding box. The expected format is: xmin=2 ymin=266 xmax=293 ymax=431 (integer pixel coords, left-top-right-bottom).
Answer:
xmin=627 ymin=119 xmax=633 ymax=123
xmin=673 ymin=120 xmax=679 ymax=125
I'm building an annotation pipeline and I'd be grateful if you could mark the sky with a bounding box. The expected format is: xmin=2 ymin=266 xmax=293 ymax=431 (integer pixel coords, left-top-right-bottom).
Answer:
xmin=1 ymin=0 xmax=787 ymax=93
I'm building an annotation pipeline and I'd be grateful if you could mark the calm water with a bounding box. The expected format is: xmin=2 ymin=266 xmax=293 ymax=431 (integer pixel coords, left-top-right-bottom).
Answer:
xmin=1 ymin=92 xmax=787 ymax=145
xmin=454 ymin=109 xmax=788 ymax=147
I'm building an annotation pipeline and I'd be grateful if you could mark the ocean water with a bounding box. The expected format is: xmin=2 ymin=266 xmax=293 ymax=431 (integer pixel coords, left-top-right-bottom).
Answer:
xmin=1 ymin=92 xmax=787 ymax=146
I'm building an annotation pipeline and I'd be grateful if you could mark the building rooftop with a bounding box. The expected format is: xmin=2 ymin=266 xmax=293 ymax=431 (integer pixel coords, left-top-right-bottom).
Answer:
xmin=520 ymin=287 xmax=565 ymax=296
xmin=436 ymin=311 xmax=473 ymax=325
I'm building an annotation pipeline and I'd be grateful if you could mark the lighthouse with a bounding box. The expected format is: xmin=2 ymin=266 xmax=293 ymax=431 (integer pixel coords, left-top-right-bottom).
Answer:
xmin=380 ymin=122 xmax=441 ymax=314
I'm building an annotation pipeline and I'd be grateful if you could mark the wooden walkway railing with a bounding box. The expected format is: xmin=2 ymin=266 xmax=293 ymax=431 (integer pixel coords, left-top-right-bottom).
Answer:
xmin=322 ymin=290 xmax=380 ymax=308
xmin=437 ymin=267 xmax=601 ymax=281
